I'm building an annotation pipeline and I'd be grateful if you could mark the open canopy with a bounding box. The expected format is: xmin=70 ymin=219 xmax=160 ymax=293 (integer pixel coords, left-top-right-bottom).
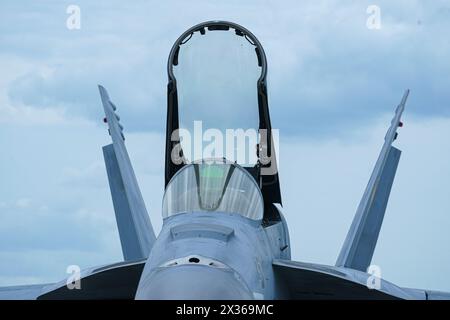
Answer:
xmin=165 ymin=21 xmax=282 ymax=214
xmin=173 ymin=24 xmax=262 ymax=166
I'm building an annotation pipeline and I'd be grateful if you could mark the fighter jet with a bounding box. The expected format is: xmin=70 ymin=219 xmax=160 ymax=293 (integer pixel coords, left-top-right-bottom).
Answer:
xmin=1 ymin=21 xmax=449 ymax=300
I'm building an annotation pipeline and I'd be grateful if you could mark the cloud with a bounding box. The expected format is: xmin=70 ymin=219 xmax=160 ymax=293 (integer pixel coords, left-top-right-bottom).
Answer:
xmin=264 ymin=1 xmax=450 ymax=136
xmin=1 ymin=1 xmax=450 ymax=292
xmin=0 ymin=118 xmax=164 ymax=285
xmin=15 ymin=198 xmax=31 ymax=208
xmin=280 ymin=114 xmax=450 ymax=291
xmin=2 ymin=1 xmax=450 ymax=136
xmin=60 ymin=161 xmax=107 ymax=189
xmin=0 ymin=119 xmax=122 ymax=281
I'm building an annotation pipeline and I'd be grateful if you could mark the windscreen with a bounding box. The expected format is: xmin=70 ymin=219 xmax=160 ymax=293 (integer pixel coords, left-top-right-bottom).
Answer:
xmin=172 ymin=26 xmax=262 ymax=166
xmin=162 ymin=160 xmax=264 ymax=220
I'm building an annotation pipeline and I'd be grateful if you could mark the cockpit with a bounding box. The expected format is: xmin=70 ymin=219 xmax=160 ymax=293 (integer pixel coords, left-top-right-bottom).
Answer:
xmin=162 ymin=159 xmax=264 ymax=220
xmin=164 ymin=21 xmax=282 ymax=223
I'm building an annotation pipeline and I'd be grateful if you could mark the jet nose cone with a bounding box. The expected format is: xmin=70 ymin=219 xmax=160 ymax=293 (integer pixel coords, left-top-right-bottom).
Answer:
xmin=135 ymin=265 xmax=254 ymax=300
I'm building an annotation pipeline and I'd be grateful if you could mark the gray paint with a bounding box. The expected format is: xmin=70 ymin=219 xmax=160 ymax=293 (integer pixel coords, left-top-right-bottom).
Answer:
xmin=99 ymin=85 xmax=156 ymax=259
xmin=170 ymin=223 xmax=235 ymax=242
xmin=273 ymin=259 xmax=423 ymax=300
xmin=103 ymin=144 xmax=145 ymax=261
xmin=336 ymin=90 xmax=409 ymax=271
xmin=136 ymin=265 xmax=254 ymax=300
xmin=135 ymin=211 xmax=290 ymax=300
xmin=1 ymin=83 xmax=449 ymax=300
xmin=37 ymin=260 xmax=145 ymax=300
xmin=0 ymin=260 xmax=145 ymax=300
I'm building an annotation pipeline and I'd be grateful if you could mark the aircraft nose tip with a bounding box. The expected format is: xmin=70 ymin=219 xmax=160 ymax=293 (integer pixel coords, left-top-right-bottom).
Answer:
xmin=135 ymin=264 xmax=254 ymax=300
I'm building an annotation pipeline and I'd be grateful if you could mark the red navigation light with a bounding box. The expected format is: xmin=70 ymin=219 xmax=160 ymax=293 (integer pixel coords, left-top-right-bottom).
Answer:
xmin=399 ymin=121 xmax=403 ymax=127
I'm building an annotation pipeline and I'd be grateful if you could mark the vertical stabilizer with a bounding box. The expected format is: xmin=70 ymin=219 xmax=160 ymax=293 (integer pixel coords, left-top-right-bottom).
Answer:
xmin=99 ymin=85 xmax=156 ymax=261
xmin=336 ymin=90 xmax=409 ymax=271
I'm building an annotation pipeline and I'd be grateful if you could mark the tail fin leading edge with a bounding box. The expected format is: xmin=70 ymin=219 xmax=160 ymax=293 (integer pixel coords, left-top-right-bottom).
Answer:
xmin=99 ymin=85 xmax=156 ymax=261
xmin=336 ymin=90 xmax=409 ymax=271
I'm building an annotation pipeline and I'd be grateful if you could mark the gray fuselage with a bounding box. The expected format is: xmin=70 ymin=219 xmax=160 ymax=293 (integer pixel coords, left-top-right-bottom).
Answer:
xmin=135 ymin=211 xmax=290 ymax=299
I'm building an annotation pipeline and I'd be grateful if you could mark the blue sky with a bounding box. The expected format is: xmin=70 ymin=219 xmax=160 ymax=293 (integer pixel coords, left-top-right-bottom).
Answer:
xmin=1 ymin=1 xmax=450 ymax=292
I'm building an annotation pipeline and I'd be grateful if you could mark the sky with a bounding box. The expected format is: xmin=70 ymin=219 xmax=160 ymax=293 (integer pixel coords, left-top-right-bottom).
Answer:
xmin=1 ymin=0 xmax=450 ymax=292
